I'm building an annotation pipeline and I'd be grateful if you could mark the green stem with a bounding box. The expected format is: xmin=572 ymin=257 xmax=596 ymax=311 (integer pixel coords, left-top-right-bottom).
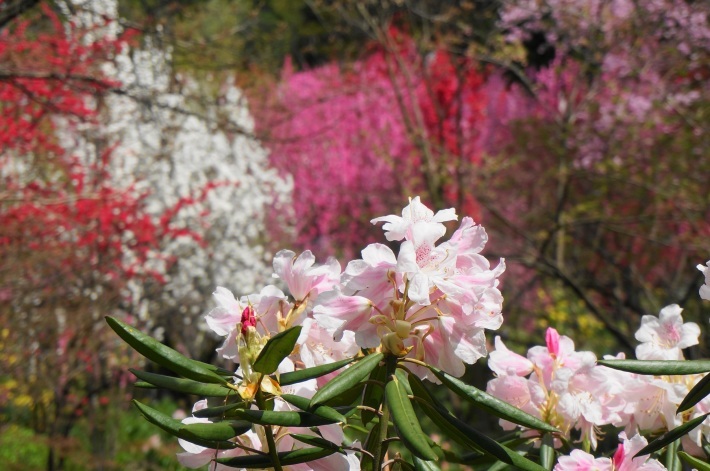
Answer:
xmin=371 ymin=355 xmax=398 ymax=470
xmin=256 ymin=388 xmax=283 ymax=471
xmin=665 ymin=439 xmax=680 ymax=471
xmin=540 ymin=433 xmax=554 ymax=470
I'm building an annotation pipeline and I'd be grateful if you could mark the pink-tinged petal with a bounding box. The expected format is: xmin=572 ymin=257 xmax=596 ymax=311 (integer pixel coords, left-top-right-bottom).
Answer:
xmin=342 ymin=243 xmax=397 ymax=300
xmin=406 ymin=220 xmax=447 ymax=251
xmin=615 ymin=433 xmax=666 ymax=471
xmin=213 ymin=286 xmax=241 ymax=312
xmin=396 ymin=240 xmax=420 ymax=273
xmin=489 ymin=336 xmax=534 ymax=376
xmin=273 ymin=249 xmax=339 ymax=301
xmin=448 ymin=216 xmax=488 ymax=255
xmin=698 ymin=261 xmax=710 ymax=301
xmin=419 ymin=319 xmax=466 ymax=378
xmin=312 ymin=290 xmax=377 ymax=347
xmin=216 ymin=328 xmax=240 ymax=362
xmin=362 ymin=242 xmax=398 ymax=265
xmin=554 ymin=450 xmax=612 ymax=471
xmin=451 ymin=326 xmax=488 ymax=366
xmin=406 ymin=273 xmax=431 ymax=305
xmin=206 ymin=287 xmax=242 ymax=336
xmin=372 ymin=197 xmax=457 ymax=242
xmin=432 ymin=207 xmax=458 ymax=223
xmin=486 ymin=375 xmax=541 ymax=430
xmin=635 ymin=304 xmax=699 ymax=359
xmin=176 ymin=450 xmax=214 ymax=468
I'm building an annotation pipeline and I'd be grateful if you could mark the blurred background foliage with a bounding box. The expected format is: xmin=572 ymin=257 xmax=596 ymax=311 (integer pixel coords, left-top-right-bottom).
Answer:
xmin=1 ymin=0 xmax=709 ymax=468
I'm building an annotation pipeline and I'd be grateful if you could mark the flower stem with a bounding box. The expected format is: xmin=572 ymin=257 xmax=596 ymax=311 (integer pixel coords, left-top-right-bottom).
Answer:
xmin=371 ymin=354 xmax=398 ymax=470
xmin=256 ymin=388 xmax=283 ymax=471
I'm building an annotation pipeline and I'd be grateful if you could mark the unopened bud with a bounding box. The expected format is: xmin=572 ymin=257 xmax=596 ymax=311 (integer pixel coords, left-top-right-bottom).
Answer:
xmin=240 ymin=305 xmax=256 ymax=336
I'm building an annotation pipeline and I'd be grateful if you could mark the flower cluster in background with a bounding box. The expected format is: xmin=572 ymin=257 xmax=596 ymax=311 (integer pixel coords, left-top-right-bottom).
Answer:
xmin=488 ymin=302 xmax=708 ymax=468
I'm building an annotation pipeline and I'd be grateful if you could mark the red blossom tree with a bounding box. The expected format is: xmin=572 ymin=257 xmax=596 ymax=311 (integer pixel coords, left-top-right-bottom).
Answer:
xmin=0 ymin=3 xmax=206 ymax=468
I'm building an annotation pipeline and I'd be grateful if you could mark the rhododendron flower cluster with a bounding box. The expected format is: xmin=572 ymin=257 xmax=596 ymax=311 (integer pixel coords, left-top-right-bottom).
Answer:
xmin=488 ymin=302 xmax=706 ymax=461
xmin=314 ymin=196 xmax=505 ymax=379
xmin=206 ymin=197 xmax=503 ymax=384
xmin=170 ymin=196 xmax=505 ymax=467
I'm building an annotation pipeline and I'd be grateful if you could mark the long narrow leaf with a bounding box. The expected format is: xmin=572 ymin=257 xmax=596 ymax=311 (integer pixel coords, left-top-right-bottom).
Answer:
xmin=130 ymin=369 xmax=234 ymax=397
xmin=180 ymin=420 xmax=253 ymax=443
xmin=279 ymin=356 xmax=356 ymax=386
xmin=310 ymin=352 xmax=383 ymax=407
xmin=409 ymin=389 xmax=545 ymax=471
xmin=289 ymin=433 xmax=344 ymax=452
xmin=678 ymin=451 xmax=710 ymax=471
xmin=428 ymin=366 xmax=558 ymax=433
xmin=414 ymin=456 xmax=442 ymax=471
xmin=386 ymin=376 xmax=438 ymax=461
xmin=280 ymin=394 xmax=346 ymax=423
xmin=231 ymin=409 xmax=340 ymax=427
xmin=361 ymin=362 xmax=386 ymax=426
xmin=106 ymin=316 xmax=226 ymax=384
xmin=635 ymin=413 xmax=710 ymax=457
xmin=597 ymin=359 xmax=710 ymax=375
xmin=192 ymin=402 xmax=246 ymax=419
xmin=678 ymin=373 xmax=710 ymax=413
xmin=217 ymin=447 xmax=335 ymax=468
xmin=132 ymin=400 xmax=237 ymax=449
xmin=252 ymin=326 xmax=302 ymax=375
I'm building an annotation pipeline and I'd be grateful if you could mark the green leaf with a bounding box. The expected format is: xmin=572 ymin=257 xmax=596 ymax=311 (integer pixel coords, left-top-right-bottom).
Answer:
xmin=231 ymin=409 xmax=340 ymax=427
xmin=132 ymin=400 xmax=237 ymax=449
xmin=597 ymin=359 xmax=710 ymax=375
xmin=414 ymin=456 xmax=442 ymax=470
xmin=678 ymin=373 xmax=710 ymax=413
xmin=428 ymin=366 xmax=558 ymax=433
xmin=310 ymin=352 xmax=383 ymax=407
xmin=678 ymin=451 xmax=710 ymax=471
xmin=192 ymin=402 xmax=246 ymax=419
xmin=252 ymin=326 xmax=302 ymax=375
xmin=408 ymin=387 xmax=545 ymax=471
xmin=130 ymin=369 xmax=234 ymax=397
xmin=279 ymin=356 xmax=356 ymax=386
xmin=280 ymin=394 xmax=346 ymax=423
xmin=386 ymin=375 xmax=438 ymax=461
xmin=322 ymin=381 xmax=367 ymax=407
xmin=289 ymin=433 xmax=344 ymax=452
xmin=217 ymin=447 xmax=335 ymax=468
xmin=361 ymin=361 xmax=387 ymax=426
xmin=106 ymin=316 xmax=226 ymax=384
xmin=636 ymin=413 xmax=710 ymax=457
xmin=180 ymin=420 xmax=252 ymax=443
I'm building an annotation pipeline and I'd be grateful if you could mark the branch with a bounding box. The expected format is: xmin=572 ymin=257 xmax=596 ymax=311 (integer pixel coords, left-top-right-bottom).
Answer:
xmin=0 ymin=0 xmax=41 ymax=29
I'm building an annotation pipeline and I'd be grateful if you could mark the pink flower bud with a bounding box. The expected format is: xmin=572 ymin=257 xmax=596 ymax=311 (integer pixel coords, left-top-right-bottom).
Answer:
xmin=546 ymin=327 xmax=560 ymax=357
xmin=612 ymin=443 xmax=624 ymax=468
xmin=241 ymin=305 xmax=256 ymax=335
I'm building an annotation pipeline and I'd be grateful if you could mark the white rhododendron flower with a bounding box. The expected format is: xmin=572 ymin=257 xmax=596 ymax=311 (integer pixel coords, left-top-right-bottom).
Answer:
xmin=314 ymin=197 xmax=505 ymax=380
xmin=635 ymin=304 xmax=700 ymax=361
xmin=698 ymin=261 xmax=710 ymax=301
xmin=370 ymin=196 xmax=457 ymax=242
